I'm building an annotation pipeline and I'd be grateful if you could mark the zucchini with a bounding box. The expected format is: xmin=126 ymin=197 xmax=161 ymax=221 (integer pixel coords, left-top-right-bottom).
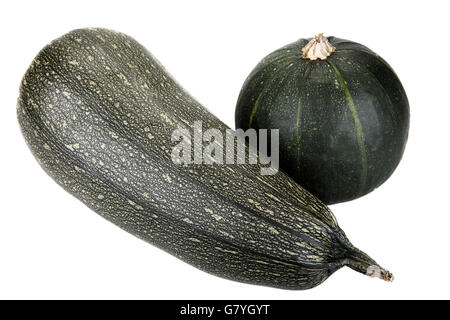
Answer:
xmin=17 ymin=28 xmax=392 ymax=290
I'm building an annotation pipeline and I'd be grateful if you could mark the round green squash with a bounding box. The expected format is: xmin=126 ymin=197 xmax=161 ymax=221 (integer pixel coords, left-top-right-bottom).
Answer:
xmin=235 ymin=34 xmax=409 ymax=205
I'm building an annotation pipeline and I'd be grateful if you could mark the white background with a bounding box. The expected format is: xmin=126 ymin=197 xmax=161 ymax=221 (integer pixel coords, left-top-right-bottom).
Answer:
xmin=1 ymin=0 xmax=449 ymax=299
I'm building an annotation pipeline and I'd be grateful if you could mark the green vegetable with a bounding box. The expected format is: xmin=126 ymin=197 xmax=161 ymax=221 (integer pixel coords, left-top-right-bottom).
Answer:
xmin=235 ymin=34 xmax=409 ymax=204
xmin=17 ymin=28 xmax=392 ymax=290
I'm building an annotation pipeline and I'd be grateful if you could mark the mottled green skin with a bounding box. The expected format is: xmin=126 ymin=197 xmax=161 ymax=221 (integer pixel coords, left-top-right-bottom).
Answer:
xmin=18 ymin=29 xmax=382 ymax=290
xmin=235 ymin=37 xmax=409 ymax=204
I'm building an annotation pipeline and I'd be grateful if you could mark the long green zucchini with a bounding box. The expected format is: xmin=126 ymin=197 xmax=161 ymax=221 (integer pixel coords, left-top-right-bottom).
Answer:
xmin=17 ymin=28 xmax=392 ymax=290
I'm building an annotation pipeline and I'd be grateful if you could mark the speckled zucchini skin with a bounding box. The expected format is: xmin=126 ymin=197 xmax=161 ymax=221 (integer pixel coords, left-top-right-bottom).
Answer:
xmin=17 ymin=28 xmax=387 ymax=290
xmin=235 ymin=37 xmax=409 ymax=204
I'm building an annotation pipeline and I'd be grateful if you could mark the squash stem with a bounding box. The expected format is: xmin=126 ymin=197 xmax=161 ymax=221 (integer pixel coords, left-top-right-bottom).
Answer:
xmin=301 ymin=33 xmax=336 ymax=61
xmin=345 ymin=246 xmax=394 ymax=282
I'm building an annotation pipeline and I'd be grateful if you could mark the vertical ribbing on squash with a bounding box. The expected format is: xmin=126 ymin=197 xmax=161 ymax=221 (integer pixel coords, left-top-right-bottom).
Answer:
xmin=295 ymin=63 xmax=311 ymax=174
xmin=327 ymin=60 xmax=368 ymax=195
xmin=248 ymin=61 xmax=295 ymax=127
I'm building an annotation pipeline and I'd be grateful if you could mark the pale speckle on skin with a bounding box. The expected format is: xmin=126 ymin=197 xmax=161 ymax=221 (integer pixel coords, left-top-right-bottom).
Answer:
xmin=43 ymin=143 xmax=51 ymax=151
xmin=74 ymin=165 xmax=85 ymax=173
xmin=183 ymin=217 xmax=193 ymax=224
xmin=248 ymin=198 xmax=263 ymax=211
xmin=118 ymin=73 xmax=131 ymax=86
xmin=268 ymin=226 xmax=280 ymax=235
xmin=266 ymin=193 xmax=281 ymax=202
xmin=98 ymin=194 xmax=105 ymax=200
xmin=271 ymin=259 xmax=297 ymax=267
xmin=28 ymin=98 xmax=37 ymax=109
xmin=96 ymin=34 xmax=106 ymax=42
xmin=65 ymin=143 xmax=80 ymax=151
xmin=160 ymin=113 xmax=173 ymax=125
xmin=215 ymin=247 xmax=238 ymax=254
xmin=188 ymin=237 xmax=201 ymax=243
xmin=163 ymin=174 xmax=172 ymax=183
xmin=219 ymin=230 xmax=234 ymax=238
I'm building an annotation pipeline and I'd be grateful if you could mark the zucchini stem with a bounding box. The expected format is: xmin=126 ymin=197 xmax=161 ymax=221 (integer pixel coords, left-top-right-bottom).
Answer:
xmin=366 ymin=265 xmax=394 ymax=282
xmin=345 ymin=246 xmax=394 ymax=282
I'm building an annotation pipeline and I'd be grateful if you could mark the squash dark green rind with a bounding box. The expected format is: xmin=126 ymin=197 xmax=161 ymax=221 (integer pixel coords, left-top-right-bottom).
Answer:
xmin=17 ymin=28 xmax=390 ymax=289
xmin=235 ymin=36 xmax=410 ymax=204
